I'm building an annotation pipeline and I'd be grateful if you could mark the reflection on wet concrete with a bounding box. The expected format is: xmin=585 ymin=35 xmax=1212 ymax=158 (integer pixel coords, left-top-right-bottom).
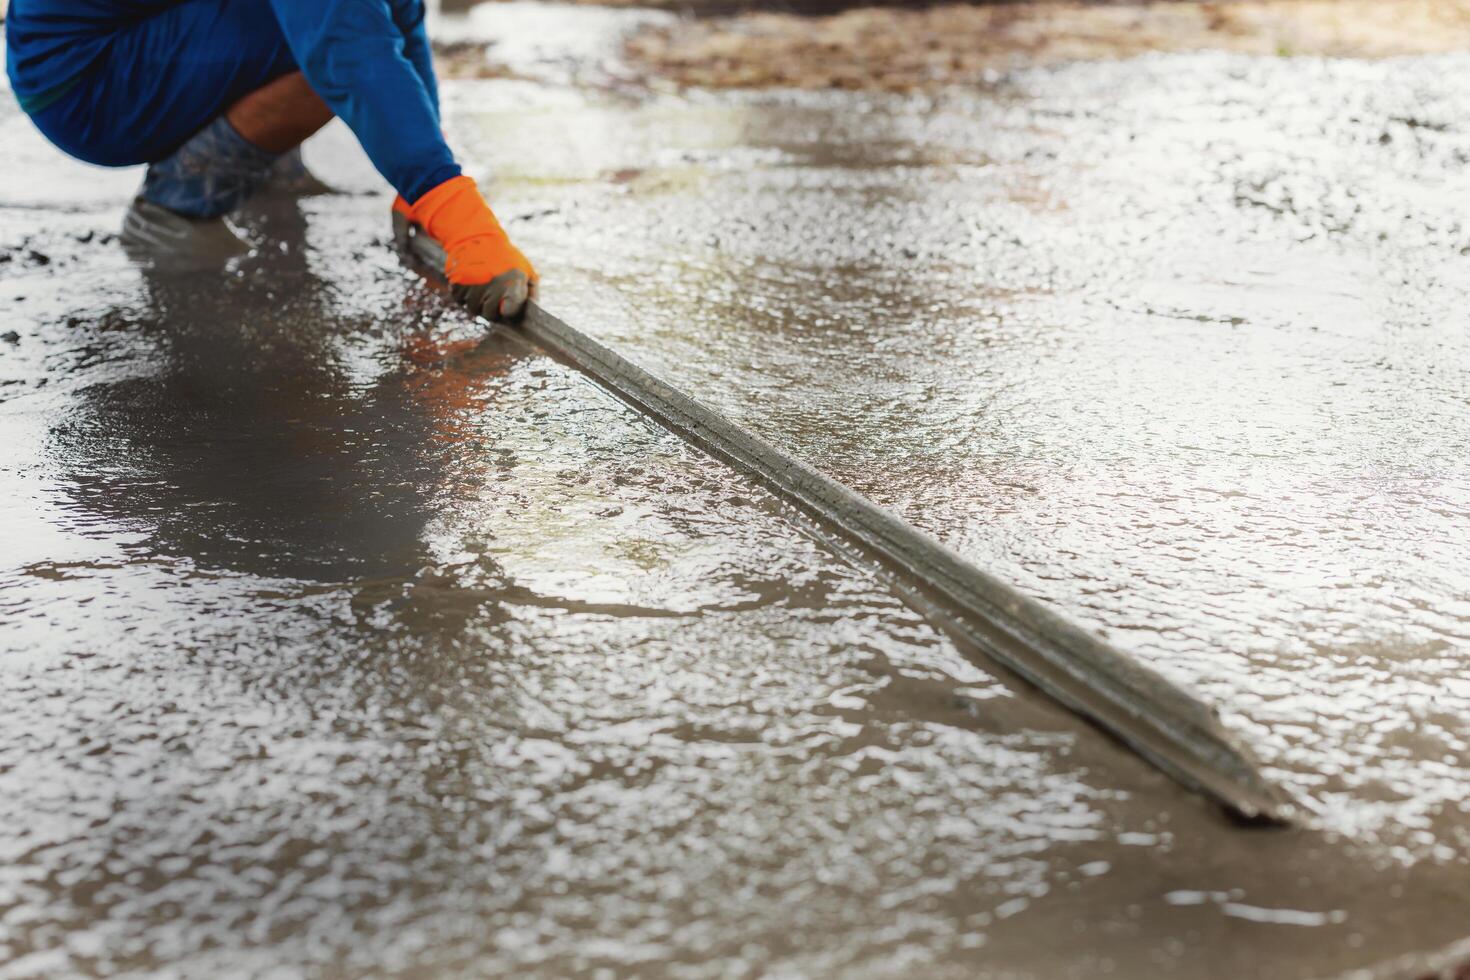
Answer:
xmin=3 ymin=54 xmax=1470 ymax=978
xmin=59 ymin=209 xmax=451 ymax=585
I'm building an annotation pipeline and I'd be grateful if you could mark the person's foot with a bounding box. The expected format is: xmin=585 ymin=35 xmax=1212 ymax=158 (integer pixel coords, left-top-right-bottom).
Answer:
xmin=121 ymin=196 xmax=251 ymax=263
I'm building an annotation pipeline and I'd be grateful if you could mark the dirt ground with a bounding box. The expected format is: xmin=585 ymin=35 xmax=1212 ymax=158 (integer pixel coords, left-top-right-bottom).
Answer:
xmin=613 ymin=0 xmax=1470 ymax=90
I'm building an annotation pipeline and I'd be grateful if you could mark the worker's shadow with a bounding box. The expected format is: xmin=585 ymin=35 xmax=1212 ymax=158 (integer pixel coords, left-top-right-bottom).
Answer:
xmin=52 ymin=195 xmax=521 ymax=632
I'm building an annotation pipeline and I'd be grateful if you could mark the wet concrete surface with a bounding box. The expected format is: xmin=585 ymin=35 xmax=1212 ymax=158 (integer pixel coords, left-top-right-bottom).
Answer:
xmin=3 ymin=31 xmax=1470 ymax=980
xmin=452 ymin=51 xmax=1470 ymax=850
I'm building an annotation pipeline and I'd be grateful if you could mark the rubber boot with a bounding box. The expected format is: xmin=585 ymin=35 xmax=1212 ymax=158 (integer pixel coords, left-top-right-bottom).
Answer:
xmin=122 ymin=115 xmax=278 ymax=259
xmin=122 ymin=197 xmax=252 ymax=263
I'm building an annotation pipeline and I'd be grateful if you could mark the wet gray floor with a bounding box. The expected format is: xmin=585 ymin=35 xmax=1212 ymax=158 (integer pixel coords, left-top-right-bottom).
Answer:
xmin=3 ymin=38 xmax=1470 ymax=980
xmin=459 ymin=53 xmax=1470 ymax=850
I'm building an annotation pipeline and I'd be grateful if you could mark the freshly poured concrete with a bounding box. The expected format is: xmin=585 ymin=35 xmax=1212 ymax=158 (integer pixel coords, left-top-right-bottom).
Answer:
xmin=3 ymin=40 xmax=1470 ymax=980
xmin=453 ymin=54 xmax=1470 ymax=856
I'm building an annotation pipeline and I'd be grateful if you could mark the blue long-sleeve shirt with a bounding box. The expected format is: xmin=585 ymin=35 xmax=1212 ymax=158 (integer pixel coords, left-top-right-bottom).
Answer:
xmin=267 ymin=0 xmax=459 ymax=201
xmin=4 ymin=0 xmax=459 ymax=202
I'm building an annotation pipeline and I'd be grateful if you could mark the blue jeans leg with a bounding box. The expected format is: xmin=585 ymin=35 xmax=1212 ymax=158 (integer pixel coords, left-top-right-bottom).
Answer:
xmin=28 ymin=0 xmax=298 ymax=167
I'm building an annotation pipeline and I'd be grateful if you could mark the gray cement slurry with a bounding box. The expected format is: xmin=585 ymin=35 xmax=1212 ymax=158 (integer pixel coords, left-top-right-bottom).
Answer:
xmin=400 ymin=199 xmax=1292 ymax=824
xmin=1 ymin=58 xmax=1468 ymax=978
xmin=463 ymin=54 xmax=1470 ymax=860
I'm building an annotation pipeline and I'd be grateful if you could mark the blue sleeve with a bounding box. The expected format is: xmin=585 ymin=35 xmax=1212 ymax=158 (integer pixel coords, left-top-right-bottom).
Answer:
xmin=393 ymin=0 xmax=442 ymax=117
xmin=267 ymin=0 xmax=459 ymax=203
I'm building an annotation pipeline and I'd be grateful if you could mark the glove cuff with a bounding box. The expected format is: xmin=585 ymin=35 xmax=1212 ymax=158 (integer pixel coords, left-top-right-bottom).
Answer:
xmin=409 ymin=175 xmax=507 ymax=251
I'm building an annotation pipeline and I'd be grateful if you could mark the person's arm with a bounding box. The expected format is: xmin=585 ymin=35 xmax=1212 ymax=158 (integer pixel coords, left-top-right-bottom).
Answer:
xmin=272 ymin=0 xmax=536 ymax=322
xmin=391 ymin=0 xmax=442 ymax=118
xmin=266 ymin=0 xmax=457 ymax=203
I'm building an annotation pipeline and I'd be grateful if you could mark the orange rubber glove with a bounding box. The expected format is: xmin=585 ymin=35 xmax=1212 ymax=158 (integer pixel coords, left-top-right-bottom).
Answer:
xmin=394 ymin=175 xmax=537 ymax=322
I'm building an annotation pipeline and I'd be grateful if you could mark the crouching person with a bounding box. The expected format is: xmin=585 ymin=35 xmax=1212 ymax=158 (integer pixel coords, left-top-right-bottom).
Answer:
xmin=5 ymin=0 xmax=535 ymax=320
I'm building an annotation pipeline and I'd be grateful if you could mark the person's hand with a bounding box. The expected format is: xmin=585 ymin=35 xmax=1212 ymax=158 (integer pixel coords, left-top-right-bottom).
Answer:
xmin=394 ymin=175 xmax=537 ymax=322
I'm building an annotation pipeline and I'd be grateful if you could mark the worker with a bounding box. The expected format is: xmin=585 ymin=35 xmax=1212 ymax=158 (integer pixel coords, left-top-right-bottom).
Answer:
xmin=4 ymin=0 xmax=536 ymax=322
